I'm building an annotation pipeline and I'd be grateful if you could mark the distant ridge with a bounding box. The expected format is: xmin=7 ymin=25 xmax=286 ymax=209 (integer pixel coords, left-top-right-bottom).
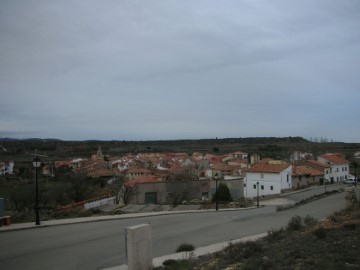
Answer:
xmin=0 ymin=136 xmax=309 ymax=143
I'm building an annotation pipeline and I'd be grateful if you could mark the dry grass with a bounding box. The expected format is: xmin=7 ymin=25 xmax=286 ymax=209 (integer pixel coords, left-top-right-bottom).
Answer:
xmin=155 ymin=192 xmax=360 ymax=270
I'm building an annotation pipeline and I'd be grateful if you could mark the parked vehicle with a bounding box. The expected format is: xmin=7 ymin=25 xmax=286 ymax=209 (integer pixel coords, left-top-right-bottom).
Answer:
xmin=343 ymin=178 xmax=357 ymax=184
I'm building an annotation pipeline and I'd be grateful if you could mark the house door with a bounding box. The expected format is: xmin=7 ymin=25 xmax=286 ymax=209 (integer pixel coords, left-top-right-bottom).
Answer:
xmin=145 ymin=192 xmax=157 ymax=204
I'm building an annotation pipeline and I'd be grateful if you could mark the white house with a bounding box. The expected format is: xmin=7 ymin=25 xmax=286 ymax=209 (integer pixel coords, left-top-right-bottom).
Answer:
xmin=0 ymin=161 xmax=14 ymax=175
xmin=228 ymin=151 xmax=248 ymax=159
xmin=245 ymin=160 xmax=292 ymax=198
xmin=317 ymin=154 xmax=350 ymax=182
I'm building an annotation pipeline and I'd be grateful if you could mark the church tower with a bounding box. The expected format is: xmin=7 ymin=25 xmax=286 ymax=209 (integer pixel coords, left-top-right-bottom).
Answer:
xmin=96 ymin=145 xmax=103 ymax=160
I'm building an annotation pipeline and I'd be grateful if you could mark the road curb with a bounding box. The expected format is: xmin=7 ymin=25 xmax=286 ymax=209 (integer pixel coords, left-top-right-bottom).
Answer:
xmin=101 ymin=232 xmax=268 ymax=270
xmin=0 ymin=206 xmax=258 ymax=233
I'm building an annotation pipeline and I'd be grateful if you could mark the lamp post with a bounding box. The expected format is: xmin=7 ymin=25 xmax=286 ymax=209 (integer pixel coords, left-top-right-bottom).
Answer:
xmin=355 ymin=162 xmax=357 ymax=187
xmin=350 ymin=161 xmax=358 ymax=187
xmin=353 ymin=161 xmax=357 ymax=187
xmin=256 ymin=181 xmax=259 ymax=208
xmin=33 ymin=156 xmax=41 ymax=225
xmin=325 ymin=162 xmax=331 ymax=192
xmin=214 ymin=172 xmax=219 ymax=211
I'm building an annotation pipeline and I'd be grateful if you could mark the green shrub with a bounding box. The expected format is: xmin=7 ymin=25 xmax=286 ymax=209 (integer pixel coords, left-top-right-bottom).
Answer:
xmin=267 ymin=227 xmax=286 ymax=241
xmin=156 ymin=259 xmax=191 ymax=270
xmin=343 ymin=223 xmax=358 ymax=230
xmin=286 ymin=215 xmax=303 ymax=231
xmin=176 ymin=243 xmax=195 ymax=252
xmin=313 ymin=226 xmax=327 ymax=239
xmin=242 ymin=241 xmax=263 ymax=259
xmin=212 ymin=183 xmax=233 ymax=202
xmin=303 ymin=214 xmax=318 ymax=227
xmin=162 ymin=259 xmax=177 ymax=266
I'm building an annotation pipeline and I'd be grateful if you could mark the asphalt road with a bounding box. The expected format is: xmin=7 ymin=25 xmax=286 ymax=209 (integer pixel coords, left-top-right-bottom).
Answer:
xmin=283 ymin=182 xmax=345 ymax=203
xmin=0 ymin=191 xmax=347 ymax=270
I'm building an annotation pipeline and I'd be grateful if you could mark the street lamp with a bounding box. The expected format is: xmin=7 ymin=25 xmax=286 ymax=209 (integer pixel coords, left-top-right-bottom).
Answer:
xmin=351 ymin=161 xmax=358 ymax=187
xmin=325 ymin=162 xmax=331 ymax=192
xmin=214 ymin=172 xmax=219 ymax=211
xmin=33 ymin=156 xmax=41 ymax=225
xmin=256 ymin=181 xmax=259 ymax=208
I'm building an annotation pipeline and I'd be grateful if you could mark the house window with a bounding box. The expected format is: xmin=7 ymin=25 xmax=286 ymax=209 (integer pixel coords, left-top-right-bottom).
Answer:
xmin=336 ymin=168 xmax=339 ymax=172
xmin=261 ymin=185 xmax=264 ymax=190
xmin=253 ymin=185 xmax=256 ymax=189
xmin=345 ymin=167 xmax=347 ymax=171
xmin=270 ymin=186 xmax=273 ymax=190
xmin=287 ymin=175 xmax=289 ymax=183
xmin=260 ymin=174 xmax=264 ymax=179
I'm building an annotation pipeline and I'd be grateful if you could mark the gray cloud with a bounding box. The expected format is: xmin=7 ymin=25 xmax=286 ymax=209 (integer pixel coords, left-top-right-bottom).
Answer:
xmin=1 ymin=0 xmax=360 ymax=142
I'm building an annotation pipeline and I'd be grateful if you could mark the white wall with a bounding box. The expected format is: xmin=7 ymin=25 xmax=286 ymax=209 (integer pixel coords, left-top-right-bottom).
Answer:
xmin=318 ymin=157 xmax=349 ymax=182
xmin=245 ymin=166 xmax=292 ymax=199
xmin=84 ymin=196 xmax=116 ymax=210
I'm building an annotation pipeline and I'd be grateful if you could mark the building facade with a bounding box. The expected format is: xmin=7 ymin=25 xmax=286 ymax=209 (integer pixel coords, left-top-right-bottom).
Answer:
xmin=245 ymin=161 xmax=292 ymax=198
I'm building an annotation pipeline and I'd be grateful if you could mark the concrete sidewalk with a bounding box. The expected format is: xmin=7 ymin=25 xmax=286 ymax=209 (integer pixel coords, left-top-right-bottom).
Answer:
xmin=102 ymin=232 xmax=268 ymax=270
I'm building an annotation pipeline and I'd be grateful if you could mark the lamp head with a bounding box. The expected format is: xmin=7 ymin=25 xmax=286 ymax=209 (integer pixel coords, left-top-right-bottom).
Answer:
xmin=33 ymin=156 xmax=41 ymax=168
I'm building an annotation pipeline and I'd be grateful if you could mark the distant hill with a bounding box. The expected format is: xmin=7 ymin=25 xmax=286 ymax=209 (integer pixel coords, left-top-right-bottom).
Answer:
xmin=0 ymin=136 xmax=358 ymax=162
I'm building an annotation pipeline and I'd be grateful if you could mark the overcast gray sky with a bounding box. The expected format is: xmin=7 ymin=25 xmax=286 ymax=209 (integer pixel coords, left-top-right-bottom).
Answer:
xmin=1 ymin=1 xmax=359 ymax=142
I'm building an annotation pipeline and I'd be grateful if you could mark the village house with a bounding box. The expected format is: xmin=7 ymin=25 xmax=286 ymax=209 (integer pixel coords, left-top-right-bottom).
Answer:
xmin=317 ymin=153 xmax=350 ymax=182
xmin=82 ymin=157 xmax=115 ymax=178
xmin=207 ymin=163 xmax=240 ymax=179
xmin=226 ymin=158 xmax=248 ymax=173
xmin=290 ymin=151 xmax=314 ymax=164
xmin=55 ymin=160 xmax=72 ymax=172
xmin=0 ymin=161 xmax=14 ymax=175
xmin=126 ymin=168 xmax=152 ymax=179
xmin=124 ymin=176 xmax=210 ymax=204
xmin=249 ymin=153 xmax=261 ymax=165
xmin=292 ymin=165 xmax=324 ymax=189
xmin=228 ymin=151 xmax=248 ymax=159
xmin=295 ymin=160 xmax=329 ymax=184
xmin=245 ymin=160 xmax=292 ymax=198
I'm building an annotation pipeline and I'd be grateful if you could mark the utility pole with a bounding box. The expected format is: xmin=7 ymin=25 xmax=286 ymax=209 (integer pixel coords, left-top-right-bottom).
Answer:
xmin=353 ymin=162 xmax=358 ymax=187
xmin=256 ymin=182 xmax=259 ymax=208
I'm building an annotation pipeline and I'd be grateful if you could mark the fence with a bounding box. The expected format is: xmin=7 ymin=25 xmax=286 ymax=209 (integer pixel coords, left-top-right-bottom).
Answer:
xmin=84 ymin=196 xmax=116 ymax=210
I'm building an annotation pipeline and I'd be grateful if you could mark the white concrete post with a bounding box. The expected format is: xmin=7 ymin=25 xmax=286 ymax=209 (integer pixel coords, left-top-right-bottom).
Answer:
xmin=126 ymin=223 xmax=152 ymax=270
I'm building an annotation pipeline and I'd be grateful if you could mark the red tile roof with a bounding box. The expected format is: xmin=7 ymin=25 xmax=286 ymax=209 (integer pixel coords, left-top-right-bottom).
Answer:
xmin=87 ymin=168 xmax=115 ymax=178
xmin=305 ymin=160 xmax=329 ymax=168
xmin=212 ymin=163 xmax=235 ymax=171
xmin=125 ymin=175 xmax=161 ymax=187
xmin=247 ymin=162 xmax=290 ymax=173
xmin=126 ymin=168 xmax=151 ymax=174
xmin=319 ymin=154 xmax=350 ymax=165
xmin=292 ymin=166 xmax=324 ymax=177
xmin=295 ymin=160 xmax=329 ymax=170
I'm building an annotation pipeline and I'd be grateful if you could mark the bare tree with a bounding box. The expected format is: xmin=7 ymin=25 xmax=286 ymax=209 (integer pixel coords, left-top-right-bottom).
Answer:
xmin=118 ymin=184 xmax=137 ymax=205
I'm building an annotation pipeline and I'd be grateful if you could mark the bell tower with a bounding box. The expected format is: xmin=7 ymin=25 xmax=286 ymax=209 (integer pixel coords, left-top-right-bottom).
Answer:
xmin=96 ymin=145 xmax=103 ymax=159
